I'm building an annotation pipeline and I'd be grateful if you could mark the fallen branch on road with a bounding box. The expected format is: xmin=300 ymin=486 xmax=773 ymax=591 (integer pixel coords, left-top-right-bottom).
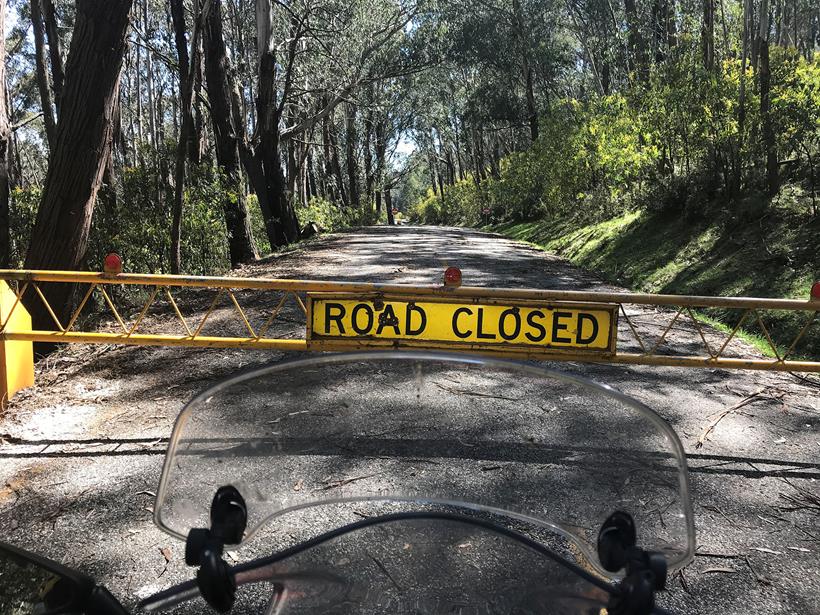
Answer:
xmin=695 ymin=387 xmax=787 ymax=449
xmin=434 ymin=382 xmax=520 ymax=401
xmin=779 ymin=479 xmax=820 ymax=515
xmin=789 ymin=372 xmax=820 ymax=389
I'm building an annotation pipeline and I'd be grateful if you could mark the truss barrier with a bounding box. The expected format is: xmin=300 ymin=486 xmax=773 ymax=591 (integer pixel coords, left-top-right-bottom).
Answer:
xmin=0 ymin=269 xmax=818 ymax=406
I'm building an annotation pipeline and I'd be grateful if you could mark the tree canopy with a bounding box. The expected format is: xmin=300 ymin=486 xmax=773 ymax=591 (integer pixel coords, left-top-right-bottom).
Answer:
xmin=0 ymin=0 xmax=816 ymax=288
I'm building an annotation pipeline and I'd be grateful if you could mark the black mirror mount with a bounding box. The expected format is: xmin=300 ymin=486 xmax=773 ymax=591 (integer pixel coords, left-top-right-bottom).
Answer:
xmin=184 ymin=485 xmax=248 ymax=613
xmin=597 ymin=511 xmax=668 ymax=615
xmin=0 ymin=540 xmax=127 ymax=615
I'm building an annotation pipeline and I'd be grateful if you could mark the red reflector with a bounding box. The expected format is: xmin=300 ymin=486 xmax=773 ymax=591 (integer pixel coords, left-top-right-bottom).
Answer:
xmin=104 ymin=253 xmax=123 ymax=275
xmin=812 ymin=281 xmax=820 ymax=300
xmin=444 ymin=266 xmax=462 ymax=287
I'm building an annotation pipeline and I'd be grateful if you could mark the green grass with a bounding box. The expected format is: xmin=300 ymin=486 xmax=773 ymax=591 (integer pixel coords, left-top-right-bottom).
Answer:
xmin=488 ymin=206 xmax=820 ymax=359
xmin=691 ymin=312 xmax=788 ymax=359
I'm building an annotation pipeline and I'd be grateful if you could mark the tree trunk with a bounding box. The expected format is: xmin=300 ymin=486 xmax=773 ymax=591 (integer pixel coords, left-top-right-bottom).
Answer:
xmin=624 ymin=0 xmax=647 ymax=80
xmin=437 ymin=163 xmax=446 ymax=198
xmin=477 ymin=134 xmax=487 ymax=182
xmin=757 ymin=0 xmax=778 ymax=196
xmin=489 ymin=138 xmax=501 ymax=180
xmin=193 ymin=35 xmax=206 ymax=163
xmin=803 ymin=4 xmax=816 ymax=59
xmin=734 ymin=0 xmax=752 ymax=196
xmin=510 ymin=0 xmax=538 ymax=139
xmin=307 ymin=149 xmax=317 ymax=202
xmin=702 ymin=0 xmax=716 ymax=71
xmin=287 ymin=140 xmax=302 ymax=209
xmin=143 ymin=0 xmax=157 ymax=148
xmin=24 ymin=0 xmax=134 ymax=334
xmin=363 ymin=109 xmax=374 ymax=212
xmin=170 ymin=0 xmax=198 ymax=161
xmin=718 ymin=0 xmax=730 ymax=58
xmin=247 ymin=0 xmax=299 ymax=247
xmin=122 ymin=52 xmax=134 ymax=167
xmin=568 ymin=4 xmax=606 ymax=96
xmin=203 ymin=0 xmax=258 ymax=265
xmin=345 ymin=102 xmax=360 ymax=208
xmin=667 ymin=0 xmax=678 ymax=49
xmin=524 ymin=63 xmax=538 ymax=141
xmin=31 ymin=0 xmax=57 ymax=150
xmin=0 ymin=0 xmax=10 ymax=267
xmin=170 ymin=0 xmax=191 ymax=274
xmin=445 ymin=148 xmax=456 ymax=185
xmin=373 ymin=116 xmax=387 ymax=214
xmin=385 ymin=188 xmax=395 ymax=225
xmin=320 ymin=111 xmax=335 ymax=202
xmin=652 ymin=0 xmax=666 ymax=63
xmin=301 ymin=147 xmax=311 ymax=205
xmin=135 ymin=30 xmax=144 ymax=158
xmin=170 ymin=0 xmax=206 ymax=273
xmin=42 ymin=0 xmax=64 ymax=114
xmin=327 ymin=108 xmax=348 ymax=206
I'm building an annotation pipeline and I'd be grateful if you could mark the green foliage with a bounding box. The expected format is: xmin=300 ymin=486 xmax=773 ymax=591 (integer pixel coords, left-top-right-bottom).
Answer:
xmin=772 ymin=50 xmax=820 ymax=148
xmin=12 ymin=164 xmax=355 ymax=276
xmin=295 ymin=197 xmax=352 ymax=233
xmin=411 ymin=102 xmax=624 ymax=225
xmin=395 ymin=156 xmax=436 ymax=211
xmin=411 ymin=52 xmax=820 ymax=227
xmin=411 ymin=189 xmax=442 ymax=224
xmin=407 ymin=46 xmax=820 ymax=360
xmin=247 ymin=194 xmax=271 ymax=256
xmin=86 ymin=160 xmax=231 ymax=276
xmin=179 ymin=165 xmax=233 ymax=274
xmin=772 ymin=51 xmax=820 ymax=215
xmin=490 ymin=205 xmax=820 ymax=359
xmin=7 ymin=159 xmax=234 ymax=276
xmin=8 ymin=186 xmax=41 ymax=267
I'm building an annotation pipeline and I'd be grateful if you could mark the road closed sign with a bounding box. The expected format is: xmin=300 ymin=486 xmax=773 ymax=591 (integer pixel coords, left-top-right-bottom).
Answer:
xmin=307 ymin=294 xmax=618 ymax=355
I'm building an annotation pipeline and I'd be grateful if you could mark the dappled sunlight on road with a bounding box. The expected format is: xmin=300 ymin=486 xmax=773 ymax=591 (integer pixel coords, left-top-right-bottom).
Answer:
xmin=0 ymin=227 xmax=818 ymax=614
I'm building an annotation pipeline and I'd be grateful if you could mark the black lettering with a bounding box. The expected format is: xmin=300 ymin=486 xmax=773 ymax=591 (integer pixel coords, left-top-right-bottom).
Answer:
xmin=525 ymin=310 xmax=547 ymax=342
xmin=376 ymin=304 xmax=401 ymax=335
xmin=498 ymin=308 xmax=521 ymax=340
xmin=576 ymin=313 xmax=600 ymax=345
xmin=351 ymin=304 xmax=374 ymax=335
xmin=552 ymin=311 xmax=573 ymax=343
xmin=476 ymin=308 xmax=496 ymax=339
xmin=452 ymin=307 xmax=473 ymax=339
xmin=324 ymin=303 xmax=346 ymax=334
xmin=406 ymin=304 xmax=427 ymax=336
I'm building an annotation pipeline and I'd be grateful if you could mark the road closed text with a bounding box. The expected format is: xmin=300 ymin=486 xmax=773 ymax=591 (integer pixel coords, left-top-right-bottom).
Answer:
xmin=308 ymin=295 xmax=617 ymax=353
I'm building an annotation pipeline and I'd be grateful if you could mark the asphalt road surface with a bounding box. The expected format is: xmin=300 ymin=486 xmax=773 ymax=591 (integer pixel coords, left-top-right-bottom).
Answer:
xmin=0 ymin=226 xmax=818 ymax=614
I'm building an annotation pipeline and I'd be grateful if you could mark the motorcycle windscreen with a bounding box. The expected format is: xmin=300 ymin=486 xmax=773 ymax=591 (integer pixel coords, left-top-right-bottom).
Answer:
xmin=154 ymin=352 xmax=695 ymax=575
xmin=229 ymin=515 xmax=610 ymax=614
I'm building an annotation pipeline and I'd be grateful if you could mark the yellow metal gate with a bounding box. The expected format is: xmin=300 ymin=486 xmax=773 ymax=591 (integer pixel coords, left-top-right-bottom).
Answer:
xmin=0 ymin=268 xmax=818 ymax=406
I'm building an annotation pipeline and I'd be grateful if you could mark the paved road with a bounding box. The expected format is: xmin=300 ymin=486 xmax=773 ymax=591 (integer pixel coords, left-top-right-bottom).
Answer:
xmin=0 ymin=226 xmax=818 ymax=614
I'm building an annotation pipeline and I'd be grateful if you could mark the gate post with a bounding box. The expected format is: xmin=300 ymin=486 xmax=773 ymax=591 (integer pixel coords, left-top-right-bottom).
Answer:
xmin=0 ymin=282 xmax=34 ymax=410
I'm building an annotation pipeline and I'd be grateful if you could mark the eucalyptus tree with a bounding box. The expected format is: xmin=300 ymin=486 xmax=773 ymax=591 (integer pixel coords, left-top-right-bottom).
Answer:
xmin=24 ymin=0 xmax=134 ymax=331
xmin=203 ymin=0 xmax=258 ymax=265
xmin=198 ymin=0 xmax=422 ymax=247
xmin=0 ymin=0 xmax=10 ymax=267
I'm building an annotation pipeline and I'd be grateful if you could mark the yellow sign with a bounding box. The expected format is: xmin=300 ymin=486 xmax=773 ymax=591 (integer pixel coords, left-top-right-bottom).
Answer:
xmin=307 ymin=294 xmax=618 ymax=355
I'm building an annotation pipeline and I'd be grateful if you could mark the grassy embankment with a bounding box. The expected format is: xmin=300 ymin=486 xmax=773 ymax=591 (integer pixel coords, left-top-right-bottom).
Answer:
xmin=486 ymin=205 xmax=820 ymax=359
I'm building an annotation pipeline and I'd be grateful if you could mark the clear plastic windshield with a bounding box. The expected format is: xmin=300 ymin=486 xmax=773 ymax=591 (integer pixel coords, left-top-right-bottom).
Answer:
xmin=154 ymin=352 xmax=694 ymax=575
